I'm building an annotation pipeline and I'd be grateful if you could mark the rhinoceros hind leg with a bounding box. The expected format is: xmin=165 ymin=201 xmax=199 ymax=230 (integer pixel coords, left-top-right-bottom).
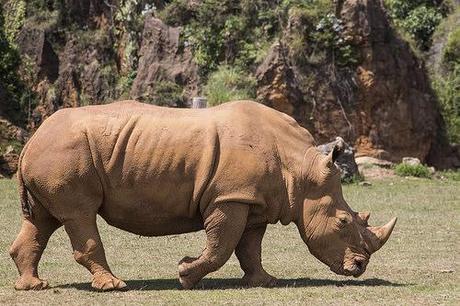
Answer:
xmin=235 ymin=225 xmax=277 ymax=287
xmin=64 ymin=216 xmax=127 ymax=291
xmin=10 ymin=209 xmax=61 ymax=290
xmin=178 ymin=202 xmax=249 ymax=289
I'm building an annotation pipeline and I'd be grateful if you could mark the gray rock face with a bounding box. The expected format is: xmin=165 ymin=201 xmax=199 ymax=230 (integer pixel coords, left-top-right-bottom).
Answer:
xmin=16 ymin=28 xmax=59 ymax=83
xmin=256 ymin=43 xmax=305 ymax=124
xmin=130 ymin=15 xmax=198 ymax=106
xmin=317 ymin=137 xmax=359 ymax=181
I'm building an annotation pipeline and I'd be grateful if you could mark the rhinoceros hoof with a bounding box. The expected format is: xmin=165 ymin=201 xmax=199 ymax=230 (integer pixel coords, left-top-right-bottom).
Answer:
xmin=178 ymin=256 xmax=200 ymax=289
xmin=242 ymin=272 xmax=278 ymax=288
xmin=14 ymin=276 xmax=49 ymax=290
xmin=91 ymin=272 xmax=127 ymax=291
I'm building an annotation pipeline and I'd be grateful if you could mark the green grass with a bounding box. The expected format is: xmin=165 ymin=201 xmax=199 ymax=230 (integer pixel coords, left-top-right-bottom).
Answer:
xmin=0 ymin=177 xmax=459 ymax=305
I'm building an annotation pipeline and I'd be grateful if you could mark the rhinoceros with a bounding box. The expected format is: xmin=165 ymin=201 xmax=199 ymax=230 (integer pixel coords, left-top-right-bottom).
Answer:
xmin=10 ymin=100 xmax=396 ymax=290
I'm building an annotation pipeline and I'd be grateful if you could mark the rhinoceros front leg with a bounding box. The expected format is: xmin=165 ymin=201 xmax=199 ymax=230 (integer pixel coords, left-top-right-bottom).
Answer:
xmin=64 ymin=217 xmax=127 ymax=291
xmin=235 ymin=225 xmax=277 ymax=287
xmin=178 ymin=202 xmax=249 ymax=289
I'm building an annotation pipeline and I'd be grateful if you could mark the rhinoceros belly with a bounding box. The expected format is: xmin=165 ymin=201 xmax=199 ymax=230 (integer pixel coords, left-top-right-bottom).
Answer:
xmin=98 ymin=191 xmax=204 ymax=236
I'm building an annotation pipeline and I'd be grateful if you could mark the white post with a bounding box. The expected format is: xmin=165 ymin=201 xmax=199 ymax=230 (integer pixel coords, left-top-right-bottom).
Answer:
xmin=192 ymin=97 xmax=207 ymax=109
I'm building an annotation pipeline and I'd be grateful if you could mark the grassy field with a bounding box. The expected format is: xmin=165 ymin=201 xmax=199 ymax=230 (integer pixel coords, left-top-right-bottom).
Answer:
xmin=0 ymin=177 xmax=458 ymax=305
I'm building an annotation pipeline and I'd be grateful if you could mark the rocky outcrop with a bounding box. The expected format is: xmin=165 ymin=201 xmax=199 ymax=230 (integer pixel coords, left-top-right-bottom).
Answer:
xmin=256 ymin=0 xmax=456 ymax=167
xmin=2 ymin=0 xmax=458 ymax=177
xmin=256 ymin=43 xmax=306 ymax=124
xmin=343 ymin=0 xmax=441 ymax=162
xmin=130 ymin=15 xmax=198 ymax=106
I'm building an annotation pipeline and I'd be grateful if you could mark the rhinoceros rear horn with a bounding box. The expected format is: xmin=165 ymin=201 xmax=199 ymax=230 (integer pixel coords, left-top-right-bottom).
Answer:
xmin=366 ymin=217 xmax=397 ymax=253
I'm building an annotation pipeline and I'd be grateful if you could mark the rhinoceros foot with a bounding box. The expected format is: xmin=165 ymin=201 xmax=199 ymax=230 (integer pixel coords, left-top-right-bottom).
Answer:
xmin=14 ymin=276 xmax=49 ymax=290
xmin=242 ymin=270 xmax=278 ymax=288
xmin=91 ymin=272 xmax=127 ymax=291
xmin=178 ymin=256 xmax=201 ymax=289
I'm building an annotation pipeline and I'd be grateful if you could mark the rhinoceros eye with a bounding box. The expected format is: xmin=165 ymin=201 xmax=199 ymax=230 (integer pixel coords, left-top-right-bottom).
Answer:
xmin=337 ymin=214 xmax=352 ymax=227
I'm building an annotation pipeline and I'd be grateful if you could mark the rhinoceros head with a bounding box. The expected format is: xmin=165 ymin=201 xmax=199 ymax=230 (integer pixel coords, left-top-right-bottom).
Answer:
xmin=297 ymin=139 xmax=397 ymax=277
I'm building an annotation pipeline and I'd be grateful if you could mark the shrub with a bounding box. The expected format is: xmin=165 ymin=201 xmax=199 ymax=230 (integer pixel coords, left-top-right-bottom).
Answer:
xmin=0 ymin=5 xmax=32 ymax=124
xmin=443 ymin=28 xmax=460 ymax=67
xmin=394 ymin=163 xmax=431 ymax=178
xmin=204 ymin=65 xmax=256 ymax=106
xmin=165 ymin=0 xmax=279 ymax=78
xmin=432 ymin=64 xmax=460 ymax=143
xmin=146 ymin=81 xmax=185 ymax=107
xmin=342 ymin=173 xmax=364 ymax=184
xmin=385 ymin=0 xmax=449 ymax=50
xmin=156 ymin=0 xmax=194 ymax=27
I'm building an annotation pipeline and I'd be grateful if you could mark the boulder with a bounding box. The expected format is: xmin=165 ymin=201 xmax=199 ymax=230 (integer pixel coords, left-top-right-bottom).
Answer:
xmin=402 ymin=157 xmax=421 ymax=167
xmin=317 ymin=137 xmax=359 ymax=181
xmin=355 ymin=156 xmax=393 ymax=168
xmin=355 ymin=155 xmax=395 ymax=179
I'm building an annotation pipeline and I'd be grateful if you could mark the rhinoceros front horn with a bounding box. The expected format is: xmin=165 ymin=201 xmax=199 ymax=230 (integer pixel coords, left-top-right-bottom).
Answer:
xmin=366 ymin=217 xmax=397 ymax=253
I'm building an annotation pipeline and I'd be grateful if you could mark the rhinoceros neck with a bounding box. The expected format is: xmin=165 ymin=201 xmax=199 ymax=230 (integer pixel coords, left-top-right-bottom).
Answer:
xmin=274 ymin=141 xmax=316 ymax=225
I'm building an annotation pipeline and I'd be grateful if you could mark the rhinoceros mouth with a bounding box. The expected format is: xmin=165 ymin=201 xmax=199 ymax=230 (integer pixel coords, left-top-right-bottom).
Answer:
xmin=342 ymin=257 xmax=368 ymax=277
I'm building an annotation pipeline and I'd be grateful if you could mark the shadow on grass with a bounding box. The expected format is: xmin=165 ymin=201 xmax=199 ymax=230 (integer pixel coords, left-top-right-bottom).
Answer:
xmin=53 ymin=277 xmax=410 ymax=291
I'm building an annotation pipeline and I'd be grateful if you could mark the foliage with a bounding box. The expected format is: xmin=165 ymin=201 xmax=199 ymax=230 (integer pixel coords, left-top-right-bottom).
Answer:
xmin=394 ymin=163 xmax=431 ymax=178
xmin=284 ymin=1 xmax=357 ymax=67
xmin=442 ymin=27 xmax=460 ymax=67
xmin=114 ymin=0 xmax=147 ymax=73
xmin=157 ymin=0 xmax=193 ymax=26
xmin=385 ymin=0 xmax=449 ymax=50
xmin=432 ymin=64 xmax=460 ymax=143
xmin=342 ymin=173 xmax=364 ymax=184
xmin=143 ymin=81 xmax=185 ymax=107
xmin=2 ymin=0 xmax=26 ymax=44
xmin=162 ymin=0 xmax=278 ymax=78
xmin=204 ymin=65 xmax=256 ymax=106
xmin=116 ymin=71 xmax=137 ymax=99
xmin=312 ymin=13 xmax=358 ymax=67
xmin=0 ymin=5 xmax=32 ymax=124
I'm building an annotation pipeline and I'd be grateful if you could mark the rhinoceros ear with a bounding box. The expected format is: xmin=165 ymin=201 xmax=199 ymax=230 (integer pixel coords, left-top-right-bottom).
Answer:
xmin=326 ymin=137 xmax=346 ymax=166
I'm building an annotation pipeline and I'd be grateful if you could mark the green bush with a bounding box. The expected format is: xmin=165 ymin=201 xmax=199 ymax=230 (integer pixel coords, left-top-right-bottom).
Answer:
xmin=342 ymin=173 xmax=364 ymax=184
xmin=2 ymin=0 xmax=26 ymax=44
xmin=443 ymin=28 xmax=460 ymax=67
xmin=147 ymin=81 xmax=185 ymax=107
xmin=204 ymin=65 xmax=256 ymax=106
xmin=385 ymin=0 xmax=449 ymax=50
xmin=0 ymin=5 xmax=33 ymax=124
xmin=157 ymin=0 xmax=194 ymax=27
xmin=162 ymin=0 xmax=278 ymax=78
xmin=432 ymin=64 xmax=460 ymax=143
xmin=394 ymin=163 xmax=431 ymax=178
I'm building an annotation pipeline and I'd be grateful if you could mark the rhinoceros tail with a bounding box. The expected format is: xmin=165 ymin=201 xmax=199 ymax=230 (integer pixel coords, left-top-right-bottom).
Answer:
xmin=17 ymin=143 xmax=32 ymax=218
